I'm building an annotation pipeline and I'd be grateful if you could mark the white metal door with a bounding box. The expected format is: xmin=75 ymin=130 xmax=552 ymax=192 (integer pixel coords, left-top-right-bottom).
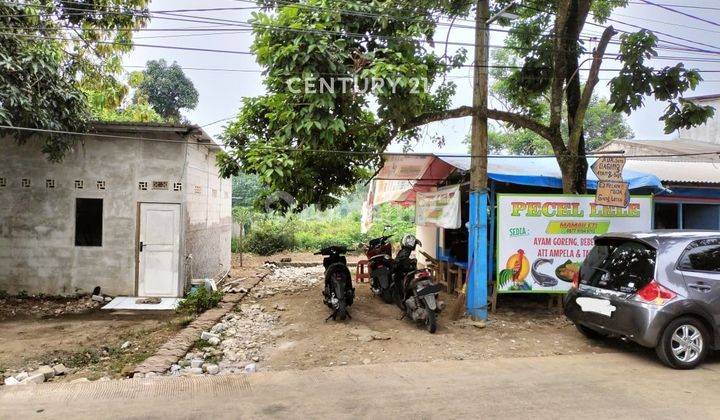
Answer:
xmin=138 ymin=203 xmax=181 ymax=297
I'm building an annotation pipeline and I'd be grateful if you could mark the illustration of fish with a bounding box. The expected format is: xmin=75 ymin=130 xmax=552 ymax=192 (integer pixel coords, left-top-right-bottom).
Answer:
xmin=531 ymin=258 xmax=558 ymax=287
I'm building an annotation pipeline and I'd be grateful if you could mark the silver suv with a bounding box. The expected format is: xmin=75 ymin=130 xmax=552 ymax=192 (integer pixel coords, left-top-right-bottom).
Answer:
xmin=564 ymin=231 xmax=720 ymax=369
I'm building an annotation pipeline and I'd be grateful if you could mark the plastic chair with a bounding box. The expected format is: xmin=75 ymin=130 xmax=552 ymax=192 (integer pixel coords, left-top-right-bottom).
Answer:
xmin=355 ymin=260 xmax=370 ymax=283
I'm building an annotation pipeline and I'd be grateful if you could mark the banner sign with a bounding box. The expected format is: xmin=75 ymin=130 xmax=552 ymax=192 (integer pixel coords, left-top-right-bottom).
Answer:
xmin=495 ymin=194 xmax=652 ymax=294
xmin=416 ymin=185 xmax=462 ymax=229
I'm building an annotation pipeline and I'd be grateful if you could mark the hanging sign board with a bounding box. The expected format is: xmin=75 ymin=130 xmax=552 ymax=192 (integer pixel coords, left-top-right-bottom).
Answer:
xmin=591 ymin=156 xmax=626 ymax=182
xmin=592 ymin=156 xmax=629 ymax=207
xmin=595 ymin=181 xmax=631 ymax=207
xmin=416 ymin=185 xmax=462 ymax=229
xmin=495 ymin=194 xmax=652 ymax=294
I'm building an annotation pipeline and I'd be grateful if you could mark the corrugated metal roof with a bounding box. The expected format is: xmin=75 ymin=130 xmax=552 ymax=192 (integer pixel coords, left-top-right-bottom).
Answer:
xmin=597 ymin=139 xmax=720 ymax=159
xmin=624 ymin=160 xmax=720 ymax=185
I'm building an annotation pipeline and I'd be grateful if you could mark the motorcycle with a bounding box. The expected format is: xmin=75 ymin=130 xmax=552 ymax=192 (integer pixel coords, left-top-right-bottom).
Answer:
xmin=365 ymin=233 xmax=395 ymax=303
xmin=316 ymin=245 xmax=355 ymax=321
xmin=393 ymin=234 xmax=445 ymax=333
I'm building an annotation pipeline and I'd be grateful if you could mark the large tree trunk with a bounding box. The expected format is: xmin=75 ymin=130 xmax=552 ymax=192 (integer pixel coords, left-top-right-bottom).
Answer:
xmin=562 ymin=0 xmax=590 ymax=194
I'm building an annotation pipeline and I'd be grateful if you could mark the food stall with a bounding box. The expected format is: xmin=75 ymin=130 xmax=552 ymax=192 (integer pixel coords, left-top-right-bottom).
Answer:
xmin=363 ymin=153 xmax=664 ymax=313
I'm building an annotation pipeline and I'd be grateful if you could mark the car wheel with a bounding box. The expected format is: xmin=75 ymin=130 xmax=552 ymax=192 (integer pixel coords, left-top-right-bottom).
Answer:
xmin=575 ymin=324 xmax=607 ymax=340
xmin=656 ymin=317 xmax=709 ymax=370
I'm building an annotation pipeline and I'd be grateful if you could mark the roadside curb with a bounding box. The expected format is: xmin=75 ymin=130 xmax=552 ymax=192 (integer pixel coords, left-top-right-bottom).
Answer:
xmin=132 ymin=269 xmax=271 ymax=375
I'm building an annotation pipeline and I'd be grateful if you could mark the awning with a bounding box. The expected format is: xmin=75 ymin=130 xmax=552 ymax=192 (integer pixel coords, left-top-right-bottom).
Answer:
xmin=369 ymin=154 xmax=664 ymax=207
xmin=438 ymin=156 xmax=664 ymax=191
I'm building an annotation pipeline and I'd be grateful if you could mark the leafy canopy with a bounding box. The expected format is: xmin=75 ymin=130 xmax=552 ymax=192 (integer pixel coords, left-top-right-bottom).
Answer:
xmin=133 ymin=59 xmax=199 ymax=121
xmin=478 ymin=95 xmax=634 ymax=155
xmin=0 ymin=1 xmax=149 ymax=161
xmin=219 ymin=0 xmax=470 ymax=210
xmin=221 ymin=0 xmax=715 ymax=202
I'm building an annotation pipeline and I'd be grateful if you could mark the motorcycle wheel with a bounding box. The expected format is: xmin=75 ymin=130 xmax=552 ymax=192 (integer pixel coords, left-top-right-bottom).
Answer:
xmin=393 ymin=285 xmax=405 ymax=310
xmin=425 ymin=309 xmax=437 ymax=334
xmin=336 ymin=303 xmax=348 ymax=321
xmin=381 ymin=288 xmax=394 ymax=304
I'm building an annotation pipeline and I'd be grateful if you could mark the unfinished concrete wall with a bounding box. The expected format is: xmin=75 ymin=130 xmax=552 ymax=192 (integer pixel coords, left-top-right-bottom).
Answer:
xmin=679 ymin=97 xmax=720 ymax=144
xmin=184 ymin=143 xmax=232 ymax=280
xmin=0 ymin=132 xmax=185 ymax=296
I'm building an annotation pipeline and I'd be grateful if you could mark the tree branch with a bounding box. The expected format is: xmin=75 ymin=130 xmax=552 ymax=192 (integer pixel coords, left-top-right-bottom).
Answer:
xmin=399 ymin=106 xmax=556 ymax=143
xmin=568 ymin=25 xmax=617 ymax=153
xmin=549 ymin=0 xmax=572 ymax=134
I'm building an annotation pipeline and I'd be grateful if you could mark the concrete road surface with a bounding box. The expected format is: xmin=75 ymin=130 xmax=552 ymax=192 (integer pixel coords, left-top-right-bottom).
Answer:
xmin=2 ymin=352 xmax=720 ymax=419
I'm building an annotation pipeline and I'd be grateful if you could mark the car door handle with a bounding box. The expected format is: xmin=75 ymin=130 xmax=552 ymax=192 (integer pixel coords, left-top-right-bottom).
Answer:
xmin=689 ymin=283 xmax=712 ymax=292
xmin=139 ymin=241 xmax=144 ymax=252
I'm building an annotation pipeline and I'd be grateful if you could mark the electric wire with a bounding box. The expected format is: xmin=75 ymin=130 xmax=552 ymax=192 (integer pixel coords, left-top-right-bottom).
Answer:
xmin=2 ymin=124 xmax=720 ymax=161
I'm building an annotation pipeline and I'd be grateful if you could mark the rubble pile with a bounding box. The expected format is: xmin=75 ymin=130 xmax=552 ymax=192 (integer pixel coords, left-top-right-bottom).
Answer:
xmin=169 ymin=303 xmax=278 ymax=376
xmin=0 ymin=295 xmax=106 ymax=320
xmin=3 ymin=364 xmax=67 ymax=386
xmin=169 ymin=266 xmax=323 ymax=377
xmin=253 ymin=264 xmax=323 ymax=298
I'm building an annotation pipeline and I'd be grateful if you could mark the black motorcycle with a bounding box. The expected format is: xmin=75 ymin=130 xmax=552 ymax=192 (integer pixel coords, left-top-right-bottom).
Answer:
xmin=366 ymin=234 xmax=395 ymax=303
xmin=393 ymin=234 xmax=444 ymax=333
xmin=316 ymin=245 xmax=355 ymax=321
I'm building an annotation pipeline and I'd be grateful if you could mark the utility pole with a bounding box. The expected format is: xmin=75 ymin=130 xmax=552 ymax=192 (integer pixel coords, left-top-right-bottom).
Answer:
xmin=467 ymin=0 xmax=491 ymax=320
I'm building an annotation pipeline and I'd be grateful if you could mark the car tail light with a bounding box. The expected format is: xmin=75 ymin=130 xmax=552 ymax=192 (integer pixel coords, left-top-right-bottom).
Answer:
xmin=636 ymin=280 xmax=676 ymax=305
xmin=571 ymin=272 xmax=580 ymax=289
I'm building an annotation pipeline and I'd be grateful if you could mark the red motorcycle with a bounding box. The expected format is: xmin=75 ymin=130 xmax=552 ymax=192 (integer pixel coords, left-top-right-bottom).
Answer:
xmin=365 ymin=234 xmax=395 ymax=303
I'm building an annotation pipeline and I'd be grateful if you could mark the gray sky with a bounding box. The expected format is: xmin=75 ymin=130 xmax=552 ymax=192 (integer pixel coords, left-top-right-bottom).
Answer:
xmin=123 ymin=0 xmax=720 ymax=153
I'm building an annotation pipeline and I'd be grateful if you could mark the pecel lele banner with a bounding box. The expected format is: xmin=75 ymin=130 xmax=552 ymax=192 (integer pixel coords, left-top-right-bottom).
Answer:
xmin=495 ymin=194 xmax=653 ymax=294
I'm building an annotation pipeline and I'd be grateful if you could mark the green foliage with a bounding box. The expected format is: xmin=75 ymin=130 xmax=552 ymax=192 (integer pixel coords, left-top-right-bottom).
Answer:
xmin=0 ymin=1 xmax=149 ymax=160
xmin=608 ymin=30 xmax=715 ymax=133
xmin=365 ymin=204 xmax=416 ymax=244
xmin=176 ymin=287 xmax=223 ymax=315
xmin=232 ymin=198 xmax=415 ymax=254
xmin=219 ymin=0 xmax=469 ymax=210
xmin=134 ymin=59 xmax=199 ymax=121
xmin=241 ymin=216 xmax=297 ymax=255
xmin=475 ymin=96 xmax=634 ymax=155
xmin=232 ymin=173 xmax=264 ymax=207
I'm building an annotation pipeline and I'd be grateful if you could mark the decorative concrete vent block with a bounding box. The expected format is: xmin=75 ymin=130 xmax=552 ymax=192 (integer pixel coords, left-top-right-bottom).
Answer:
xmin=212 ymin=189 xmax=218 ymax=198
xmin=152 ymin=181 xmax=168 ymax=190
xmin=194 ymin=185 xmax=202 ymax=195
xmin=97 ymin=180 xmax=106 ymax=190
xmin=0 ymin=177 xmax=6 ymax=187
xmin=46 ymin=179 xmax=55 ymax=189
xmin=138 ymin=181 xmax=148 ymax=191
xmin=173 ymin=182 xmax=183 ymax=191
xmin=21 ymin=178 xmax=31 ymax=188
xmin=75 ymin=180 xmax=84 ymax=189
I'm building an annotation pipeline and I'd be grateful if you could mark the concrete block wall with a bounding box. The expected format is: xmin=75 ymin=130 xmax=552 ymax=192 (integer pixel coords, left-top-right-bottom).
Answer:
xmin=0 ymin=132 xmax=185 ymax=296
xmin=184 ymin=143 xmax=232 ymax=280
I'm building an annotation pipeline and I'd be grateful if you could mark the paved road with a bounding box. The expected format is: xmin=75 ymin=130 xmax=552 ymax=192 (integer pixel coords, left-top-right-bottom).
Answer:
xmin=2 ymin=352 xmax=720 ymax=419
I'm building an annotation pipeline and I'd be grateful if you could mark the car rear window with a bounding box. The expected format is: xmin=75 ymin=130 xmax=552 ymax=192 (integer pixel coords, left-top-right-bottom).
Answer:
xmin=581 ymin=239 xmax=656 ymax=293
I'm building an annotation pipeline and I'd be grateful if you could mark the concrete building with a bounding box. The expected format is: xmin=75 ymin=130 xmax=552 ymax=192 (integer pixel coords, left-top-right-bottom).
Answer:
xmin=0 ymin=122 xmax=232 ymax=297
xmin=678 ymin=94 xmax=720 ymax=144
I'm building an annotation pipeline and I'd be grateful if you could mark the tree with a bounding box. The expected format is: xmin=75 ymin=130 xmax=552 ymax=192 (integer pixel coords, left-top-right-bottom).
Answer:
xmin=232 ymin=173 xmax=264 ymax=207
xmin=219 ymin=0 xmax=714 ymax=207
xmin=134 ymin=59 xmax=199 ymax=121
xmin=84 ymin=72 xmax=164 ymax=123
xmin=0 ymin=1 xmax=149 ymax=161
xmin=473 ymin=95 xmax=634 ymax=155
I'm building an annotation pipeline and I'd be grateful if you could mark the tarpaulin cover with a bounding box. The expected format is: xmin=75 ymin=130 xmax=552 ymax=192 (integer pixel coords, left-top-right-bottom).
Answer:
xmin=437 ymin=156 xmax=664 ymax=191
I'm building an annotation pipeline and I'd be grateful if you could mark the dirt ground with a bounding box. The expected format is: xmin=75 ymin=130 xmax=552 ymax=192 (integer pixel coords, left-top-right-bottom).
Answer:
xmin=0 ymin=301 xmax=184 ymax=381
xmin=1 ymin=251 xmax=640 ymax=383
xmin=227 ymin=254 xmax=640 ymax=372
